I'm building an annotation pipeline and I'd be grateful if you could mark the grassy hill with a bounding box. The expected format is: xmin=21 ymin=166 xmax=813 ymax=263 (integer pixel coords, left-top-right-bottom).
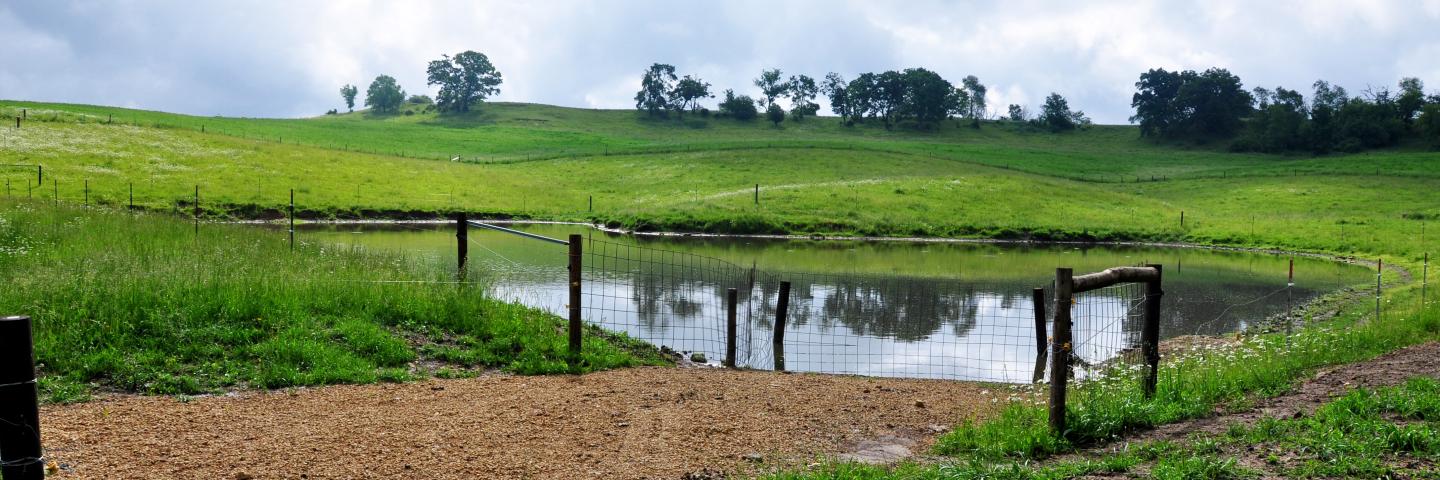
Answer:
xmin=1 ymin=100 xmax=1438 ymax=259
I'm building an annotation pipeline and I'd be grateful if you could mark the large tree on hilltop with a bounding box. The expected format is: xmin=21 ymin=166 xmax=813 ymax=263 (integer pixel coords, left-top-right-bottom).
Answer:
xmin=635 ymin=63 xmax=678 ymax=117
xmin=426 ymin=51 xmax=504 ymax=113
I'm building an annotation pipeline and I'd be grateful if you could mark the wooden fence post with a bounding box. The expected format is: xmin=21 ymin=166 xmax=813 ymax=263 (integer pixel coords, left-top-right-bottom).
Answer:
xmin=773 ymin=281 xmax=791 ymax=371
xmin=1049 ymin=268 xmax=1074 ymax=436
xmin=456 ymin=212 xmax=468 ymax=278
xmin=1142 ymin=264 xmax=1163 ymax=399
xmin=83 ymin=179 xmax=88 ymax=206
xmin=568 ymin=234 xmax=583 ymax=361
xmin=1376 ymin=258 xmax=1383 ymax=321
xmin=288 ymin=189 xmax=295 ymax=251
xmin=0 ymin=316 xmax=44 ymax=480
xmin=1032 ymin=287 xmax=1048 ymax=383
xmin=725 ymin=288 xmax=738 ymax=368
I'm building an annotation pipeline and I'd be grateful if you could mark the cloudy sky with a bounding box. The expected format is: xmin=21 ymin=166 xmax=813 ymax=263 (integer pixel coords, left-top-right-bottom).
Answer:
xmin=3 ymin=0 xmax=1438 ymax=124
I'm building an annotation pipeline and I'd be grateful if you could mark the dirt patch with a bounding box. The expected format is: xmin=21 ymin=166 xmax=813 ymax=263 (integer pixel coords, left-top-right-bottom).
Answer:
xmin=40 ymin=367 xmax=999 ymax=479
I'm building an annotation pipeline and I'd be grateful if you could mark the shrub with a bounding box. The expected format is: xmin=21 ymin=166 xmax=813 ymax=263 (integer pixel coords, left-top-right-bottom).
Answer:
xmin=718 ymin=89 xmax=758 ymax=121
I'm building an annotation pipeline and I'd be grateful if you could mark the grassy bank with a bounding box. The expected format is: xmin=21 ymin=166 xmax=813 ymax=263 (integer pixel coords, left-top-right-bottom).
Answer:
xmin=0 ymin=200 xmax=662 ymax=403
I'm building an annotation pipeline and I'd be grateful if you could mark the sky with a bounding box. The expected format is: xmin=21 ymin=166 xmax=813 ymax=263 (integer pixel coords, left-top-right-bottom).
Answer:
xmin=2 ymin=0 xmax=1439 ymax=124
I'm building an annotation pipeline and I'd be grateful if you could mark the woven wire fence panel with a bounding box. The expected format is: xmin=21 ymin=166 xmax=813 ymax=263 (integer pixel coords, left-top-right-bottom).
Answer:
xmin=1071 ymin=282 xmax=1147 ymax=382
xmin=582 ymin=238 xmax=759 ymax=366
xmin=754 ymin=270 xmax=1048 ymax=382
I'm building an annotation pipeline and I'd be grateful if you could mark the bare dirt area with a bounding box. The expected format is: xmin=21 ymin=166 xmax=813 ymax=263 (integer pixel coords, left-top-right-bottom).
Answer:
xmin=40 ymin=367 xmax=999 ymax=479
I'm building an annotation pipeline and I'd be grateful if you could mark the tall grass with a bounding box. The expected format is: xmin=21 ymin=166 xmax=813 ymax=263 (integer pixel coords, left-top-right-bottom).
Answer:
xmin=934 ymin=286 xmax=1440 ymax=460
xmin=0 ymin=200 xmax=662 ymax=402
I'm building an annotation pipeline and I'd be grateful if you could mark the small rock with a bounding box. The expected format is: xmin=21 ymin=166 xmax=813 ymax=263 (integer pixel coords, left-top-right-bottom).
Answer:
xmin=914 ymin=400 xmax=926 ymax=409
xmin=690 ymin=352 xmax=707 ymax=363
xmin=616 ymin=422 xmax=630 ymax=427
xmin=234 ymin=473 xmax=254 ymax=480
xmin=927 ymin=424 xmax=949 ymax=434
xmin=741 ymin=453 xmax=764 ymax=463
xmin=430 ymin=385 xmax=445 ymax=391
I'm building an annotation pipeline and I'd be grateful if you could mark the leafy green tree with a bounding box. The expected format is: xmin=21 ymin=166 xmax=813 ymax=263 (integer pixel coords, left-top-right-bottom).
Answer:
xmin=1006 ymin=104 xmax=1027 ymax=122
xmin=364 ymin=75 xmax=406 ymax=114
xmin=899 ymin=68 xmax=954 ymax=126
xmin=786 ymin=74 xmax=820 ymax=120
xmin=1396 ymin=77 xmax=1426 ymax=125
xmin=1306 ymin=80 xmax=1349 ymax=152
xmin=426 ymin=51 xmax=503 ymax=113
xmin=1175 ymin=68 xmax=1252 ymax=137
xmin=873 ymin=70 xmax=908 ymax=129
xmin=846 ymin=73 xmax=879 ymax=124
xmin=1039 ymin=93 xmax=1079 ymax=132
xmin=766 ymin=103 xmax=785 ymax=126
xmin=718 ymin=89 xmax=758 ymax=121
xmin=754 ymin=69 xmax=786 ymax=108
xmin=821 ymin=73 xmax=853 ymax=125
xmin=1241 ymin=86 xmax=1308 ymax=152
xmin=340 ymin=84 xmax=358 ymax=112
xmin=669 ymin=75 xmax=712 ymax=119
xmin=634 ymin=63 xmax=678 ymax=117
xmin=1130 ymin=68 xmax=1184 ymax=137
xmin=948 ymin=88 xmax=971 ymax=124
xmin=961 ymin=75 xmax=987 ymax=127
xmin=1418 ymin=103 xmax=1440 ymax=148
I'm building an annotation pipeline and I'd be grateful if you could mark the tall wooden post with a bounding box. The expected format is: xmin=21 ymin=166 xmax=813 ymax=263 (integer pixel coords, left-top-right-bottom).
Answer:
xmin=568 ymin=234 xmax=583 ymax=361
xmin=1049 ymin=268 xmax=1074 ymax=435
xmin=456 ymin=212 xmax=468 ymax=277
xmin=1376 ymin=259 xmax=1383 ymax=321
xmin=1032 ymin=287 xmax=1048 ymax=383
xmin=36 ymin=165 xmax=41 ymax=186
xmin=83 ymin=179 xmax=88 ymax=206
xmin=754 ymin=184 xmax=759 ymax=206
xmin=725 ymin=288 xmax=738 ymax=368
xmin=129 ymin=182 xmax=134 ymax=209
xmin=773 ymin=281 xmax=791 ymax=371
xmin=0 ymin=316 xmax=43 ymax=480
xmin=1142 ymin=264 xmax=1163 ymax=399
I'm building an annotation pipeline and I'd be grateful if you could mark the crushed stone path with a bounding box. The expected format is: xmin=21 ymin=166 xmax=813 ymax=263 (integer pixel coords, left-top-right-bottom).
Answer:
xmin=40 ymin=367 xmax=1001 ymax=479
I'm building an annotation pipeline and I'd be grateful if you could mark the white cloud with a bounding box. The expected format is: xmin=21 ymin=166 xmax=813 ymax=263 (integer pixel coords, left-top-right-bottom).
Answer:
xmin=1 ymin=0 xmax=1437 ymax=123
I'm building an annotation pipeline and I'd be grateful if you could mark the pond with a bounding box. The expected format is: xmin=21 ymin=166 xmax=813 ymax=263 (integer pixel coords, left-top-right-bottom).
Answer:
xmin=295 ymin=222 xmax=1374 ymax=383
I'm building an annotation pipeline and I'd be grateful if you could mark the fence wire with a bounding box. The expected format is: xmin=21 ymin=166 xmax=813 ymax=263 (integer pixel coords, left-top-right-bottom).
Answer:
xmin=1071 ymin=282 xmax=1147 ymax=383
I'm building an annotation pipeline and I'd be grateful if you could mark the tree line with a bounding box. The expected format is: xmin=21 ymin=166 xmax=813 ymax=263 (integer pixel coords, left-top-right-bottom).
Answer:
xmin=1131 ymin=68 xmax=1440 ymax=152
xmin=337 ymin=50 xmax=504 ymax=116
xmin=633 ymin=64 xmax=1088 ymax=132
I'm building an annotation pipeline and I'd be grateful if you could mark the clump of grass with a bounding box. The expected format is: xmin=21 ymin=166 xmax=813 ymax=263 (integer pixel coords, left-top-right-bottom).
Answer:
xmin=0 ymin=200 xmax=663 ymax=402
xmin=934 ymin=286 xmax=1439 ymax=460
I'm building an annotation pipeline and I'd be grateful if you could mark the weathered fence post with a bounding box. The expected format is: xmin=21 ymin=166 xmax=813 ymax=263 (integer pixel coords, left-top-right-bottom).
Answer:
xmin=194 ymin=185 xmax=200 ymax=236
xmin=83 ymin=179 xmax=88 ymax=206
xmin=1032 ymin=287 xmax=1048 ymax=383
xmin=773 ymin=280 xmax=791 ymax=371
xmin=288 ymin=189 xmax=295 ymax=251
xmin=568 ymin=234 xmax=583 ymax=361
xmin=456 ymin=212 xmax=468 ymax=277
xmin=1376 ymin=259 xmax=1383 ymax=321
xmin=1142 ymin=264 xmax=1163 ymax=399
xmin=1049 ymin=268 xmax=1074 ymax=435
xmin=0 ymin=316 xmax=44 ymax=480
xmin=36 ymin=165 xmax=41 ymax=186
xmin=588 ymin=195 xmax=593 ymax=212
xmin=754 ymin=184 xmax=759 ymax=206
xmin=725 ymin=288 xmax=738 ymax=368
xmin=1286 ymin=258 xmax=1295 ymax=339
xmin=1423 ymin=253 xmax=1429 ymax=307
xmin=128 ymin=182 xmax=134 ymax=209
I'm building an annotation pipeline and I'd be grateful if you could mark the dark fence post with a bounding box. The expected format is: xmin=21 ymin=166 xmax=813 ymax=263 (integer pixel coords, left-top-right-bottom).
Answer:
xmin=773 ymin=281 xmax=791 ymax=371
xmin=128 ymin=182 xmax=134 ymax=209
xmin=1050 ymin=268 xmax=1074 ymax=436
xmin=456 ymin=212 xmax=468 ymax=278
xmin=0 ymin=316 xmax=44 ymax=480
xmin=725 ymin=288 xmax=738 ymax=368
xmin=84 ymin=179 xmax=88 ymax=206
xmin=36 ymin=165 xmax=41 ymax=186
xmin=754 ymin=184 xmax=759 ymax=206
xmin=1142 ymin=264 xmax=1163 ymax=399
xmin=1032 ymin=287 xmax=1048 ymax=383
xmin=588 ymin=195 xmax=593 ymax=212
xmin=288 ymin=189 xmax=295 ymax=251
xmin=568 ymin=234 xmax=583 ymax=361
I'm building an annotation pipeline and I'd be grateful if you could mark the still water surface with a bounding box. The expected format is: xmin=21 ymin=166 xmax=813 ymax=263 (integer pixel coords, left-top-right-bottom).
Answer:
xmin=298 ymin=223 xmax=1372 ymax=382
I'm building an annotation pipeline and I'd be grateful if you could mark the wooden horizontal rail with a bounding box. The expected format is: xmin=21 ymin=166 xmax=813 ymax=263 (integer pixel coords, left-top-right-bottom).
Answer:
xmin=1072 ymin=266 xmax=1160 ymax=293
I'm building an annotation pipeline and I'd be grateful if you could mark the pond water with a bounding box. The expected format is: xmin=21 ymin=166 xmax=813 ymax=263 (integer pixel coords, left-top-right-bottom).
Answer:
xmin=295 ymin=222 xmax=1373 ymax=383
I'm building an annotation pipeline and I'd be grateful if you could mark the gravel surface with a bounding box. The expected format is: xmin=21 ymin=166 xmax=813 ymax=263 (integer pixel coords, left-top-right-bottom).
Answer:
xmin=40 ymin=367 xmax=1000 ymax=479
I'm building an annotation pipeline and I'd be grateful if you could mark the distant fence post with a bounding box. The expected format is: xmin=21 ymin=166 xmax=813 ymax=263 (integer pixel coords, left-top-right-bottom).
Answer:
xmin=36 ymin=165 xmax=41 ymax=185
xmin=1031 ymin=287 xmax=1048 ymax=383
xmin=773 ymin=280 xmax=791 ymax=371
xmin=1286 ymin=258 xmax=1295 ymax=340
xmin=568 ymin=234 xmax=583 ymax=362
xmin=456 ymin=212 xmax=468 ymax=278
xmin=725 ymin=288 xmax=738 ymax=368
xmin=1049 ymin=268 xmax=1074 ymax=435
xmin=754 ymin=184 xmax=759 ymax=206
xmin=0 ymin=316 xmax=44 ymax=480
xmin=1423 ymin=253 xmax=1429 ymax=308
xmin=83 ymin=179 xmax=88 ymax=206
xmin=193 ymin=185 xmax=200 ymax=236
xmin=1142 ymin=264 xmax=1163 ymax=399
xmin=128 ymin=182 xmax=134 ymax=209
